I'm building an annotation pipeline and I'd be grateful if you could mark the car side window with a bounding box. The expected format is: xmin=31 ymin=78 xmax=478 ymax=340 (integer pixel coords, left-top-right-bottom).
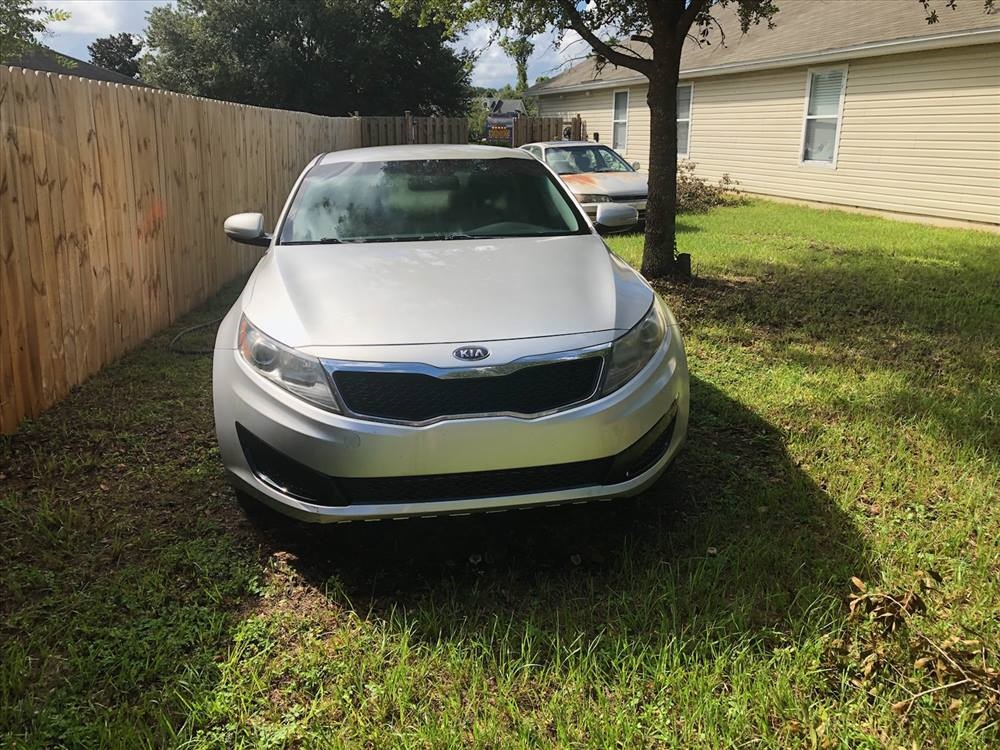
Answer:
xmin=524 ymin=146 xmax=541 ymax=160
xmin=595 ymin=148 xmax=630 ymax=172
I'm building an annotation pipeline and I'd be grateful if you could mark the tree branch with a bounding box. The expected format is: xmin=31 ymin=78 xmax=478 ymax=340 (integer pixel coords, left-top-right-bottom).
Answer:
xmin=556 ymin=0 xmax=652 ymax=75
xmin=676 ymin=0 xmax=711 ymax=44
xmin=686 ymin=13 xmax=727 ymax=49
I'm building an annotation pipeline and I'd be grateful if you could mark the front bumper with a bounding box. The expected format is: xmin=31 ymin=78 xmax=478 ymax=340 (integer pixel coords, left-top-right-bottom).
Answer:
xmin=213 ymin=327 xmax=688 ymax=522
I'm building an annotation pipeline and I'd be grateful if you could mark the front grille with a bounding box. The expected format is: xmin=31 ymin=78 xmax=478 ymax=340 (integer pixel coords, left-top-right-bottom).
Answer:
xmin=332 ymin=357 xmax=604 ymax=423
xmin=612 ymin=194 xmax=647 ymax=202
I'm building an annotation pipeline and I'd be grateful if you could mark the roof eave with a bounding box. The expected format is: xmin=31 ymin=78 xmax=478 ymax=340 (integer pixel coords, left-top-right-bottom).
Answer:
xmin=532 ymin=25 xmax=1000 ymax=95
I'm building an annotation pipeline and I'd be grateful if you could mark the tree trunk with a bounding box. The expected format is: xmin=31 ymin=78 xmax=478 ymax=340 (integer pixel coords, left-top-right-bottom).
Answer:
xmin=641 ymin=56 xmax=685 ymax=279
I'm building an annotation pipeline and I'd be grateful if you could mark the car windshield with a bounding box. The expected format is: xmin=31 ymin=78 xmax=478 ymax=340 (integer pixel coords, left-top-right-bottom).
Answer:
xmin=545 ymin=146 xmax=634 ymax=175
xmin=278 ymin=157 xmax=587 ymax=244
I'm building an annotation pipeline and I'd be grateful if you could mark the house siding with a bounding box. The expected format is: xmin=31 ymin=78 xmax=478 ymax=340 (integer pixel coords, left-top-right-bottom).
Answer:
xmin=536 ymin=44 xmax=1000 ymax=226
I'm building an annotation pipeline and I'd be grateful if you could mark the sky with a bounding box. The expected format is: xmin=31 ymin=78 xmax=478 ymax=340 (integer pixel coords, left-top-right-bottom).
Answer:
xmin=37 ymin=0 xmax=587 ymax=90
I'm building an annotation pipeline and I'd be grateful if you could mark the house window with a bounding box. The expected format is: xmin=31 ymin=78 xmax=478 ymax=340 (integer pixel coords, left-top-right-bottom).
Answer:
xmin=612 ymin=90 xmax=628 ymax=150
xmin=801 ymin=67 xmax=847 ymax=165
xmin=677 ymin=84 xmax=693 ymax=157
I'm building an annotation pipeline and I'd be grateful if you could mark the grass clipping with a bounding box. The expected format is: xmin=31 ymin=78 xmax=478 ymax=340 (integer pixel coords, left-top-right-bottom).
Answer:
xmin=827 ymin=572 xmax=1000 ymax=723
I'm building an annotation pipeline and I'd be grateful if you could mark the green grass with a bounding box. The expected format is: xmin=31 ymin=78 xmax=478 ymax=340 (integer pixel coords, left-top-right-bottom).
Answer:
xmin=2 ymin=199 xmax=998 ymax=748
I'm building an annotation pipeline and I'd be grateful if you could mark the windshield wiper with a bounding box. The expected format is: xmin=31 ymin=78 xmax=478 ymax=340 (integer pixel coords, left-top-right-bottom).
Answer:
xmin=438 ymin=233 xmax=511 ymax=241
xmin=295 ymin=233 xmax=509 ymax=245
xmin=411 ymin=233 xmax=494 ymax=241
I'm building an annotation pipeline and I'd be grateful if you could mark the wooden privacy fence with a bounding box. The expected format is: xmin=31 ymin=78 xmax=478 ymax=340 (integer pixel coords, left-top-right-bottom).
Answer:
xmin=511 ymin=115 xmax=584 ymax=147
xmin=358 ymin=112 xmax=469 ymax=147
xmin=0 ymin=66 xmax=362 ymax=433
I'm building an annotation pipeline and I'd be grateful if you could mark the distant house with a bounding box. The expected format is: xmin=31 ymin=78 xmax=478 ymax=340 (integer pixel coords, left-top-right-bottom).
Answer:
xmin=527 ymin=1 xmax=1000 ymax=228
xmin=482 ymin=99 xmax=527 ymax=141
xmin=482 ymin=98 xmax=526 ymax=115
xmin=4 ymin=47 xmax=151 ymax=87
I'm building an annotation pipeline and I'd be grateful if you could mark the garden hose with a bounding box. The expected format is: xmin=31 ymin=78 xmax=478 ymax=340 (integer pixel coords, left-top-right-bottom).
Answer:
xmin=168 ymin=316 xmax=225 ymax=355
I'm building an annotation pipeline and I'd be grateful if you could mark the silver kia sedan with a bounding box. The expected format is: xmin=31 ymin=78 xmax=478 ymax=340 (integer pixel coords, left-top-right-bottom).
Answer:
xmin=213 ymin=145 xmax=689 ymax=522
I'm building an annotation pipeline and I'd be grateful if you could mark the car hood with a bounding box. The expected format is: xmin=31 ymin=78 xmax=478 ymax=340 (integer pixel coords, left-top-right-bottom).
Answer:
xmin=243 ymin=235 xmax=653 ymax=347
xmin=561 ymin=171 xmax=647 ymax=198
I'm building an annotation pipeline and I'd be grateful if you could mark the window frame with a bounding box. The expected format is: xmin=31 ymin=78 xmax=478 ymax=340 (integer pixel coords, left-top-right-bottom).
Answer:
xmin=611 ymin=89 xmax=629 ymax=152
xmin=677 ymin=82 xmax=694 ymax=158
xmin=799 ymin=65 xmax=849 ymax=169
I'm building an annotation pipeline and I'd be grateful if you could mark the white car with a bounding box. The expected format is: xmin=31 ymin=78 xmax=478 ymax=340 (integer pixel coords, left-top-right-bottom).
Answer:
xmin=520 ymin=141 xmax=648 ymax=222
xmin=213 ymin=145 xmax=689 ymax=522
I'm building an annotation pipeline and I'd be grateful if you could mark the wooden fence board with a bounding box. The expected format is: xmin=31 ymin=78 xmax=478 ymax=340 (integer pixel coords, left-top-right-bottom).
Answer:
xmin=90 ymin=82 xmax=124 ymax=354
xmin=67 ymin=77 xmax=112 ymax=373
xmin=22 ymin=71 xmax=67 ymax=402
xmin=0 ymin=70 xmax=40 ymax=427
xmin=44 ymin=74 xmax=86 ymax=389
xmin=52 ymin=75 xmax=92 ymax=379
xmin=112 ymin=83 xmax=143 ymax=349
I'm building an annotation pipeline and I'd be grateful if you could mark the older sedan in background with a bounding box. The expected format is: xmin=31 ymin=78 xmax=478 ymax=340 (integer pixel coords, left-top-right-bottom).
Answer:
xmin=520 ymin=141 xmax=648 ymax=223
xmin=215 ymin=145 xmax=688 ymax=522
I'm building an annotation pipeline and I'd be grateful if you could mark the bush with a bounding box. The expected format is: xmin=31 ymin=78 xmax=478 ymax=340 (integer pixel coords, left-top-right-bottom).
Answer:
xmin=676 ymin=160 xmax=740 ymax=213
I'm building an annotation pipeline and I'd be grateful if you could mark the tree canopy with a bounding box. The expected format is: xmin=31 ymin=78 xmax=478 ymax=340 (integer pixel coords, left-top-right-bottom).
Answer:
xmin=88 ymin=32 xmax=143 ymax=79
xmin=0 ymin=0 xmax=68 ymax=61
xmin=142 ymin=0 xmax=472 ymax=117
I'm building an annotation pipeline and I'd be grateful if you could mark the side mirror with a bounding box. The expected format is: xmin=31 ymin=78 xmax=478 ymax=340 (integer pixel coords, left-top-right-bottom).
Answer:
xmin=631 ymin=161 xmax=641 ymax=171
xmin=224 ymin=212 xmax=271 ymax=247
xmin=594 ymin=203 xmax=639 ymax=235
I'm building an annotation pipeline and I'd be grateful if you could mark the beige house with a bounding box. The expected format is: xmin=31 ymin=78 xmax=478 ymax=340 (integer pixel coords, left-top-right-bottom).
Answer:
xmin=527 ymin=1 xmax=1000 ymax=228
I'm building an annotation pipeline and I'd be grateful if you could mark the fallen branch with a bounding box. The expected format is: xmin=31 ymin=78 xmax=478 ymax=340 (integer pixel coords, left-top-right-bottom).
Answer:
xmin=892 ymin=679 xmax=971 ymax=714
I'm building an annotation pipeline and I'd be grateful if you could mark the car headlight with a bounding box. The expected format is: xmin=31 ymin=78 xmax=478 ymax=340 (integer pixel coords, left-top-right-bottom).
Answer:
xmin=576 ymin=194 xmax=612 ymax=204
xmin=238 ymin=316 xmax=339 ymax=411
xmin=601 ymin=300 xmax=668 ymax=395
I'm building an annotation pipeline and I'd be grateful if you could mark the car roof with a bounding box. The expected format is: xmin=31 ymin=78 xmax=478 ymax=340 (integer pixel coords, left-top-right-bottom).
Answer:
xmin=319 ymin=144 xmax=533 ymax=164
xmin=522 ymin=141 xmax=605 ymax=149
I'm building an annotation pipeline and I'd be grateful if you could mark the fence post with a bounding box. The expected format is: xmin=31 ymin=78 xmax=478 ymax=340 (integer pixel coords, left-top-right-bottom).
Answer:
xmin=404 ymin=110 xmax=413 ymax=145
xmin=352 ymin=111 xmax=362 ymax=147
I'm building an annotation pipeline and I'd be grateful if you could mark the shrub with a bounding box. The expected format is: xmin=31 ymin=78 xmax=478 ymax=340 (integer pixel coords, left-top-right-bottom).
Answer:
xmin=676 ymin=160 xmax=740 ymax=213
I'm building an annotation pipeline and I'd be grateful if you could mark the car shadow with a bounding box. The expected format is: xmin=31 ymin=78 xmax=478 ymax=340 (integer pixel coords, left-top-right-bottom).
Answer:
xmin=243 ymin=374 xmax=873 ymax=660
